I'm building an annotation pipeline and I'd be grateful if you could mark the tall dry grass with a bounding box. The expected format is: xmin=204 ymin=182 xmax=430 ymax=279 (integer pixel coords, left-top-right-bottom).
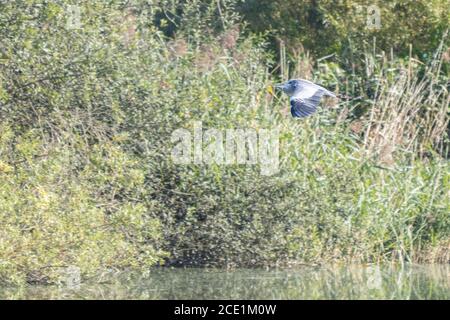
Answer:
xmin=363 ymin=40 xmax=449 ymax=164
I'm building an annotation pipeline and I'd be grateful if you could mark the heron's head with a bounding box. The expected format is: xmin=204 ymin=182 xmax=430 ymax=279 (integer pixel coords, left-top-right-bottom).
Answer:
xmin=275 ymin=79 xmax=301 ymax=96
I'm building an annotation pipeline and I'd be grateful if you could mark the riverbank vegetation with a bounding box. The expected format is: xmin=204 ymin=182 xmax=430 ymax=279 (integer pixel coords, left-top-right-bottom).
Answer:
xmin=0 ymin=0 xmax=448 ymax=285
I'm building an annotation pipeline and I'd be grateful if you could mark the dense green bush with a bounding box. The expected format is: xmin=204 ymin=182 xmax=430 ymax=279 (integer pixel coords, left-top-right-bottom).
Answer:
xmin=237 ymin=0 xmax=450 ymax=59
xmin=0 ymin=124 xmax=165 ymax=285
xmin=0 ymin=0 xmax=448 ymax=285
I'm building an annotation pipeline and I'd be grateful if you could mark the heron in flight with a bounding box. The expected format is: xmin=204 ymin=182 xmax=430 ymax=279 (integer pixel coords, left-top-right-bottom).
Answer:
xmin=275 ymin=79 xmax=337 ymax=118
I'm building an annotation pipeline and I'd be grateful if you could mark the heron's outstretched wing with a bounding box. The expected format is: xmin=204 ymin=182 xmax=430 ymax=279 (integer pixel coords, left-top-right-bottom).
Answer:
xmin=290 ymin=90 xmax=328 ymax=118
xmin=290 ymin=98 xmax=316 ymax=118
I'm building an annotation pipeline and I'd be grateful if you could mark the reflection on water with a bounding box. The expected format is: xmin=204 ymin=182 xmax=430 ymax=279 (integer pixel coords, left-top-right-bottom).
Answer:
xmin=1 ymin=264 xmax=449 ymax=299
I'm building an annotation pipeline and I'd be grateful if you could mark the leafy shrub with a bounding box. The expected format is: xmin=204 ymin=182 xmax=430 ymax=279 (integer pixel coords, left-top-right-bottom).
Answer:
xmin=0 ymin=125 xmax=165 ymax=285
xmin=237 ymin=0 xmax=450 ymax=59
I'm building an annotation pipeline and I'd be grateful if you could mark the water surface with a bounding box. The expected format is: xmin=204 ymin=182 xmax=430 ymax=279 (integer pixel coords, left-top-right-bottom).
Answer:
xmin=1 ymin=264 xmax=448 ymax=299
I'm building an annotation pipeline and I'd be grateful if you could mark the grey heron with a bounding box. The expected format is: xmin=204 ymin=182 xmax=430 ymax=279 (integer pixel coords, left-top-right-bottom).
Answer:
xmin=275 ymin=79 xmax=337 ymax=118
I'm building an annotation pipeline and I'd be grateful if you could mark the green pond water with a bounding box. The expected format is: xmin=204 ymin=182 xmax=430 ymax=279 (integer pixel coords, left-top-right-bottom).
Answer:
xmin=1 ymin=264 xmax=449 ymax=299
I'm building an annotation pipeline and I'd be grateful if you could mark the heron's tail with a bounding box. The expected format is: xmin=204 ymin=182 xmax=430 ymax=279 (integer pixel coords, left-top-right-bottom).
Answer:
xmin=324 ymin=90 xmax=360 ymax=101
xmin=335 ymin=93 xmax=365 ymax=101
xmin=323 ymin=90 xmax=337 ymax=98
xmin=336 ymin=93 xmax=353 ymax=100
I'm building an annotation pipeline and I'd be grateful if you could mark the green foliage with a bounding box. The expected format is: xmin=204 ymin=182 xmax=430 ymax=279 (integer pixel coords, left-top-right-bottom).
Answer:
xmin=0 ymin=0 xmax=448 ymax=285
xmin=237 ymin=0 xmax=450 ymax=59
xmin=0 ymin=125 xmax=165 ymax=285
